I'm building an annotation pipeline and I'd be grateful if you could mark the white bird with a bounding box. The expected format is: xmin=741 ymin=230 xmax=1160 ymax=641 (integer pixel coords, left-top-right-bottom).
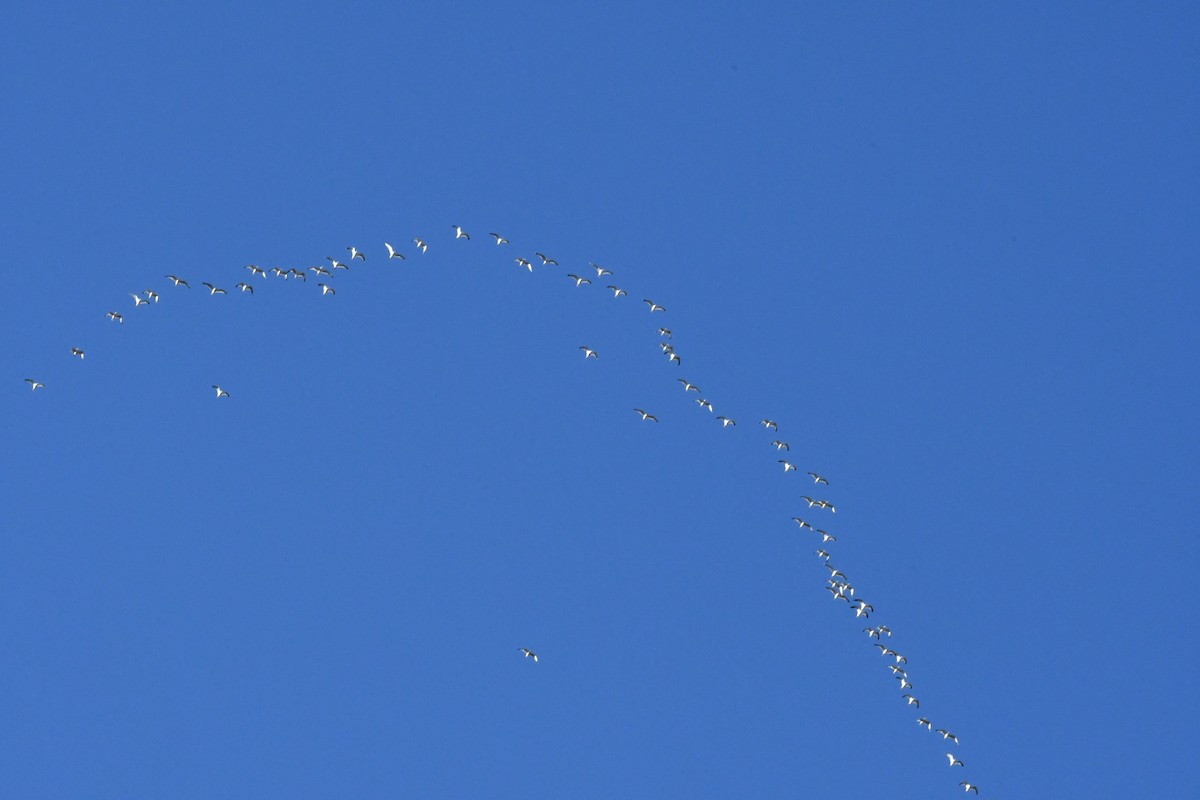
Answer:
xmin=660 ymin=342 xmax=675 ymax=353
xmin=808 ymin=472 xmax=830 ymax=485
xmin=779 ymin=460 xmax=797 ymax=471
xmin=318 ymin=283 xmax=336 ymax=295
xmin=916 ymin=717 xmax=932 ymax=730
xmin=958 ymin=782 xmax=978 ymax=794
xmin=70 ymin=347 xmax=85 ymax=359
xmin=666 ymin=352 xmax=681 ymax=366
xmin=677 ymin=379 xmax=701 ymax=392
xmin=246 ymin=264 xmax=268 ymax=278
xmin=347 ymin=246 xmax=366 ymax=261
xmin=329 ymin=259 xmax=350 ymax=270
xmin=592 ymin=263 xmax=613 ymax=277
xmin=567 ymin=274 xmax=592 ymax=287
xmin=886 ymin=665 xmax=906 ymax=676
xmin=201 ymin=282 xmax=227 ymax=295
xmin=130 ymin=292 xmax=149 ymax=306
xmin=165 ymin=275 xmax=190 ymax=287
xmin=289 ymin=268 xmax=307 ymax=281
xmin=385 ymin=243 xmax=406 ymax=259
xmin=106 ymin=311 xmax=124 ymax=323
xmin=143 ymin=289 xmax=160 ymax=302
xmin=236 ymin=282 xmax=254 ymax=293
xmin=716 ymin=416 xmax=736 ymax=427
xmin=452 ymin=225 xmax=470 ymax=240
xmin=643 ymin=299 xmax=666 ymax=313
xmin=309 ymin=266 xmax=331 ymax=277
xmin=897 ymin=677 xmax=913 ymax=690
xmin=607 ymin=285 xmax=628 ymax=297
xmin=489 ymin=232 xmax=509 ymax=245
xmin=633 ymin=408 xmax=658 ymax=422
xmin=820 ymin=531 xmax=837 ymax=542
xmin=772 ymin=440 xmax=790 ymax=451
xmin=515 ymin=257 xmax=533 ymax=271
xmin=936 ymin=729 xmax=959 ymax=744
xmin=853 ymin=601 xmax=874 ymax=618
xmin=212 ymin=385 xmax=230 ymax=398
xmin=579 ymin=346 xmax=598 ymax=359
xmin=876 ymin=625 xmax=892 ymax=637
xmin=947 ymin=754 xmax=964 ymax=767
xmin=24 ymin=378 xmax=45 ymax=391
xmin=270 ymin=267 xmax=288 ymax=278
xmin=761 ymin=419 xmax=778 ymax=430
xmin=792 ymin=517 xmax=812 ymax=530
xmin=535 ymin=252 xmax=558 ymax=266
xmin=413 ymin=237 xmax=428 ymax=253
xmin=903 ymin=694 xmax=920 ymax=708
xmin=519 ymin=648 xmax=538 ymax=662
xmin=696 ymin=398 xmax=714 ymax=412
xmin=658 ymin=328 xmax=672 ymax=338
xmin=815 ymin=549 xmax=830 ymax=560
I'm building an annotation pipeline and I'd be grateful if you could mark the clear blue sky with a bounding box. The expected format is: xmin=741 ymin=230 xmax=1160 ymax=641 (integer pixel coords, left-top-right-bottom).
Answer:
xmin=3 ymin=2 xmax=1197 ymax=797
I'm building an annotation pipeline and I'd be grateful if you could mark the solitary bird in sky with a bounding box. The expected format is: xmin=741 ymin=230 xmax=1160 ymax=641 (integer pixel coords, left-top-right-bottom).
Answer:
xmin=808 ymin=472 xmax=830 ymax=485
xmin=107 ymin=311 xmax=124 ymax=323
xmin=593 ymin=264 xmax=613 ymax=277
xmin=165 ymin=275 xmax=190 ymax=287
xmin=643 ymin=299 xmax=666 ymax=313
xmin=519 ymin=648 xmax=538 ymax=662
xmin=696 ymin=398 xmax=714 ymax=412
xmin=779 ymin=460 xmax=797 ymax=472
xmin=607 ymin=285 xmax=627 ymax=297
xmin=633 ymin=408 xmax=659 ymax=422
xmin=761 ymin=419 xmax=779 ymax=431
xmin=535 ymin=252 xmax=558 ymax=266
xmin=202 ymin=282 xmax=227 ymax=295
xmin=677 ymin=379 xmax=700 ymax=392
xmin=516 ymin=257 xmax=533 ymax=271
xmin=348 ymin=246 xmax=366 ymax=261
xmin=658 ymin=328 xmax=672 ymax=338
xmin=579 ymin=346 xmax=598 ymax=359
xmin=772 ymin=440 xmax=790 ymax=451
xmin=567 ymin=274 xmax=592 ymax=287
xmin=958 ymin=782 xmax=979 ymax=794
xmin=236 ymin=282 xmax=254 ymax=293
xmin=212 ymin=385 xmax=230 ymax=398
xmin=130 ymin=292 xmax=149 ymax=306
xmin=413 ymin=237 xmax=428 ymax=253
xmin=24 ymin=378 xmax=45 ymax=391
xmin=489 ymin=232 xmax=509 ymax=245
xmin=453 ymin=225 xmax=470 ymax=240
xmin=70 ymin=347 xmax=85 ymax=359
xmin=385 ymin=243 xmax=406 ymax=259
xmin=318 ymin=283 xmax=336 ymax=295
xmin=947 ymin=754 xmax=964 ymax=768
xmin=716 ymin=416 xmax=736 ymax=427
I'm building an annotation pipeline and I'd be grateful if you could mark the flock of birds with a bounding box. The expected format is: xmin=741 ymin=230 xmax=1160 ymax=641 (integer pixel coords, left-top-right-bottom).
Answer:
xmin=22 ymin=224 xmax=988 ymax=795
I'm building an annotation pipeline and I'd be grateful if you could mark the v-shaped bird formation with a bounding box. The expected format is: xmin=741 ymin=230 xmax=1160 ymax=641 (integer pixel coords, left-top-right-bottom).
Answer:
xmin=19 ymin=224 xmax=990 ymax=796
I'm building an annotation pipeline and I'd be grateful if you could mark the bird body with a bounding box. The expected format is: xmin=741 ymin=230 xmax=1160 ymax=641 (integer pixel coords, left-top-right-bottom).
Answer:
xmin=633 ymin=408 xmax=658 ymax=422
xmin=107 ymin=311 xmax=124 ymax=323
xmin=453 ymin=225 xmax=470 ymax=240
xmin=535 ymin=252 xmax=558 ymax=266
xmin=489 ymin=233 xmax=509 ymax=245
xmin=236 ymin=282 xmax=254 ymax=293
xmin=592 ymin=263 xmax=613 ymax=277
xmin=779 ymin=460 xmax=797 ymax=471
xmin=761 ymin=419 xmax=778 ymax=430
xmin=70 ymin=347 xmax=85 ymax=359
xmin=607 ymin=285 xmax=627 ymax=297
xmin=643 ymin=299 xmax=666 ymax=313
xmin=212 ymin=385 xmax=230 ymax=398
xmin=567 ymin=274 xmax=591 ymax=286
xmin=413 ymin=237 xmax=428 ymax=252
xmin=165 ymin=275 xmax=190 ymax=287
xmin=716 ymin=416 xmax=736 ymax=427
xmin=348 ymin=246 xmax=366 ymax=261
xmin=947 ymin=754 xmax=964 ymax=767
xmin=318 ymin=283 xmax=336 ymax=295
xmin=516 ymin=257 xmax=533 ymax=271
xmin=519 ymin=648 xmax=538 ymax=662
xmin=579 ymin=346 xmax=598 ymax=359
xmin=24 ymin=378 xmax=45 ymax=390
xmin=385 ymin=243 xmax=406 ymax=259
xmin=696 ymin=398 xmax=713 ymax=412
xmin=677 ymin=379 xmax=700 ymax=392
xmin=201 ymin=282 xmax=227 ymax=295
xmin=808 ymin=472 xmax=829 ymax=485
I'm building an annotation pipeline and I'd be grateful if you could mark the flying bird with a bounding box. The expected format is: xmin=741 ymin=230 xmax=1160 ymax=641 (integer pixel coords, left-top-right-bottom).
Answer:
xmin=385 ymin=243 xmax=406 ymax=259
xmin=201 ymin=283 xmax=227 ymax=295
xmin=236 ymin=282 xmax=254 ymax=293
xmin=347 ymin=246 xmax=366 ymax=261
xmin=489 ymin=232 xmax=509 ymax=245
xmin=165 ymin=275 xmax=190 ymax=287
xmin=808 ymin=472 xmax=830 ymax=485
xmin=289 ymin=268 xmax=307 ymax=281
xmin=452 ymin=225 xmax=470 ymax=240
xmin=143 ymin=289 xmax=160 ymax=302
xmin=696 ymin=398 xmax=714 ymax=412
xmin=271 ymin=267 xmax=288 ymax=278
xmin=566 ymin=274 xmax=592 ymax=287
xmin=519 ymin=648 xmax=538 ymax=662
xmin=903 ymin=694 xmax=920 ymax=708
xmin=515 ymin=257 xmax=533 ymax=271
xmin=820 ymin=531 xmax=837 ymax=542
xmin=936 ymin=729 xmax=959 ymax=744
xmin=579 ymin=346 xmax=598 ymax=359
xmin=106 ymin=311 xmax=124 ymax=323
xmin=413 ymin=237 xmax=428 ymax=253
xmin=24 ymin=378 xmax=45 ymax=391
xmin=917 ymin=717 xmax=932 ymax=730
xmin=318 ymin=283 xmax=336 ymax=295
xmin=633 ymin=408 xmax=659 ymax=422
xmin=309 ymin=266 xmax=332 ymax=276
xmin=761 ymin=419 xmax=779 ymax=431
xmin=211 ymin=385 xmax=230 ymax=398
xmin=246 ymin=264 xmax=267 ymax=278
xmin=716 ymin=416 xmax=736 ymax=427
xmin=607 ymin=285 xmax=628 ymax=297
xmin=791 ymin=517 xmax=812 ymax=530
xmin=535 ymin=252 xmax=558 ymax=266
xmin=70 ymin=347 xmax=85 ymax=359
xmin=958 ymin=782 xmax=979 ymax=794
xmin=815 ymin=549 xmax=830 ymax=560
xmin=643 ymin=299 xmax=666 ymax=313
xmin=130 ymin=292 xmax=149 ymax=306
xmin=897 ymin=677 xmax=913 ymax=690
xmin=658 ymin=328 xmax=672 ymax=338
xmin=772 ymin=440 xmax=790 ymax=451
xmin=592 ymin=263 xmax=613 ymax=277
xmin=779 ymin=460 xmax=797 ymax=471
xmin=677 ymin=379 xmax=701 ymax=392
xmin=947 ymin=754 xmax=964 ymax=767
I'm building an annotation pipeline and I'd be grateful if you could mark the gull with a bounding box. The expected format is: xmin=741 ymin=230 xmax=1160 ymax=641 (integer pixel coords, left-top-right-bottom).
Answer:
xmin=106 ymin=311 xmax=124 ymax=323
xmin=643 ymin=299 xmax=666 ymax=313
xmin=452 ymin=225 xmax=470 ymax=240
xmin=802 ymin=496 xmax=819 ymax=507
xmin=958 ymin=783 xmax=979 ymax=795
xmin=716 ymin=416 xmax=736 ymax=427
xmin=660 ymin=342 xmax=674 ymax=353
xmin=607 ymin=285 xmax=628 ymax=297
xmin=897 ymin=677 xmax=913 ymax=690
xmin=819 ymin=500 xmax=837 ymax=513
xmin=515 ymin=257 xmax=533 ymax=271
xmin=876 ymin=626 xmax=892 ymax=637
xmin=246 ymin=264 xmax=268 ymax=278
xmin=667 ymin=352 xmax=681 ymax=366
xmin=853 ymin=601 xmax=874 ymax=618
xmin=143 ymin=289 xmax=160 ymax=302
xmin=318 ymin=283 xmax=336 ymax=295
xmin=236 ymin=282 xmax=254 ymax=293
xmin=592 ymin=263 xmax=613 ymax=277
xmin=579 ymin=346 xmax=598 ymax=359
xmin=289 ymin=268 xmax=307 ymax=281
xmin=489 ymin=232 xmax=509 ymax=245
xmin=866 ymin=627 xmax=882 ymax=639
xmin=413 ymin=237 xmax=428 ymax=253
xmin=70 ymin=347 xmax=85 ymax=359
xmin=779 ymin=460 xmax=797 ymax=471
xmin=903 ymin=694 xmax=920 ymax=708
xmin=211 ymin=385 xmax=230 ymax=398
xmin=772 ymin=441 xmax=790 ymax=452
xmin=519 ymin=648 xmax=538 ymax=662
xmin=535 ymin=252 xmax=558 ymax=266
xmin=201 ymin=283 xmax=227 ymax=295
xmin=696 ymin=398 xmax=714 ymax=412
xmin=567 ymin=274 xmax=592 ymax=287
xmin=808 ymin=472 xmax=830 ymax=485
xmin=936 ymin=729 xmax=959 ymax=744
xmin=677 ymin=379 xmax=701 ymax=392
xmin=347 ymin=246 xmax=366 ymax=261
xmin=165 ymin=275 xmax=190 ymax=287
xmin=791 ymin=517 xmax=812 ymax=530
xmin=329 ymin=259 xmax=350 ymax=270
xmin=24 ymin=378 xmax=45 ymax=391
xmin=633 ymin=408 xmax=659 ymax=422
xmin=917 ymin=717 xmax=932 ymax=730
xmin=270 ymin=267 xmax=288 ymax=278
xmin=874 ymin=644 xmax=890 ymax=655
xmin=130 ymin=292 xmax=150 ymax=306
xmin=385 ymin=243 xmax=406 ymax=259
xmin=658 ymin=328 xmax=672 ymax=338
xmin=761 ymin=419 xmax=779 ymax=431
xmin=821 ymin=531 xmax=837 ymax=542
xmin=309 ymin=266 xmax=331 ymax=276
xmin=886 ymin=665 xmax=906 ymax=676
xmin=815 ymin=549 xmax=830 ymax=560
xmin=826 ymin=586 xmax=850 ymax=601
xmin=881 ymin=648 xmax=907 ymax=664
xmin=825 ymin=564 xmax=845 ymax=578
xmin=947 ymin=754 xmax=964 ymax=767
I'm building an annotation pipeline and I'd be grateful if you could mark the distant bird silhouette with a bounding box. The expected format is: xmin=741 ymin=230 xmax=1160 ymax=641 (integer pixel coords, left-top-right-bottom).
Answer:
xmin=607 ymin=285 xmax=627 ymax=297
xmin=24 ymin=378 xmax=45 ymax=391
xmin=452 ymin=225 xmax=470 ymax=240
xmin=318 ymin=283 xmax=336 ymax=296
xmin=106 ymin=311 xmax=124 ymax=324
xmin=212 ymin=385 xmax=230 ymax=398
xmin=567 ymin=274 xmax=592 ymax=287
xmin=348 ymin=246 xmax=366 ymax=261
xmin=633 ymin=408 xmax=659 ymax=422
xmin=519 ymin=648 xmax=538 ymax=662
xmin=947 ymin=754 xmax=964 ymax=767
xmin=70 ymin=347 xmax=85 ymax=359
xmin=165 ymin=275 xmax=190 ymax=287
xmin=385 ymin=243 xmax=406 ymax=259
xmin=643 ymin=299 xmax=666 ymax=313
xmin=489 ymin=232 xmax=509 ymax=245
xmin=579 ymin=346 xmax=598 ymax=359
xmin=201 ymin=282 xmax=227 ymax=295
xmin=535 ymin=252 xmax=558 ymax=266
xmin=413 ymin=237 xmax=428 ymax=253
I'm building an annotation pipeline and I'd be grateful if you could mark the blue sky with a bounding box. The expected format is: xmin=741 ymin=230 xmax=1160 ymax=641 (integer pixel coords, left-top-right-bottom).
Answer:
xmin=3 ymin=2 xmax=1197 ymax=797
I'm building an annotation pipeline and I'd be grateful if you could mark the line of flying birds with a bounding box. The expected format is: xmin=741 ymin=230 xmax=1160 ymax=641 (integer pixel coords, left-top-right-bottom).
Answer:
xmin=20 ymin=223 xmax=988 ymax=795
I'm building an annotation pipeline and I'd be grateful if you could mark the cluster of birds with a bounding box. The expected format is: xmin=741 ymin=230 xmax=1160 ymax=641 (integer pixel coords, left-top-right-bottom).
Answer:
xmin=21 ymin=223 xmax=988 ymax=795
